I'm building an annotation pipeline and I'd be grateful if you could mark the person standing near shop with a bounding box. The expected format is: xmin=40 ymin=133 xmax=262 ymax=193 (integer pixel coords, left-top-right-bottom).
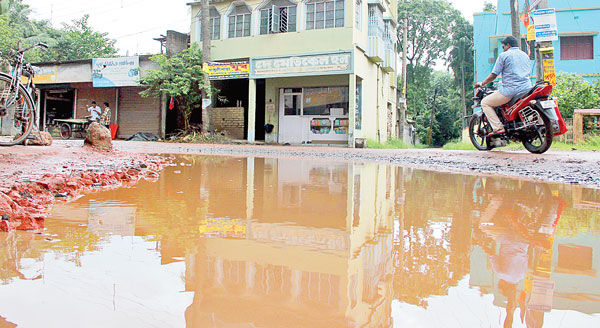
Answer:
xmin=100 ymin=102 xmax=111 ymax=129
xmin=87 ymin=101 xmax=102 ymax=121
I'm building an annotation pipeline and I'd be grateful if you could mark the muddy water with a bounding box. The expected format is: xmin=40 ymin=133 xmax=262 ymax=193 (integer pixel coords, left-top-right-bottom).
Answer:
xmin=1 ymin=155 xmax=600 ymax=327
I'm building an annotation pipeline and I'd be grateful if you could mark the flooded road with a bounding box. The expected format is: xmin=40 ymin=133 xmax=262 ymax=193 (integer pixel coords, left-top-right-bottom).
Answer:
xmin=1 ymin=155 xmax=599 ymax=327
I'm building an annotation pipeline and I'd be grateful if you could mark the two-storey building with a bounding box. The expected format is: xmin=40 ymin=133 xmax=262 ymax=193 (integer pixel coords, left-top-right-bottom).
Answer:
xmin=474 ymin=0 xmax=600 ymax=84
xmin=188 ymin=0 xmax=398 ymax=146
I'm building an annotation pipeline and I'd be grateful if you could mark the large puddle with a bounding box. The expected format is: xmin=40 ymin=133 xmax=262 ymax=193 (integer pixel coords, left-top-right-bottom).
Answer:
xmin=1 ymin=155 xmax=600 ymax=327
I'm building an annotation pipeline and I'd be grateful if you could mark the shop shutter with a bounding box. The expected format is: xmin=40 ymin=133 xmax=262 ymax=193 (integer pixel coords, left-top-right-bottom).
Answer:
xmin=117 ymin=87 xmax=160 ymax=137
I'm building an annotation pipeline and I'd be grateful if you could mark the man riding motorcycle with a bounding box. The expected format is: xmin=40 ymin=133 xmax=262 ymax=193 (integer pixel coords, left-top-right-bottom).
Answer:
xmin=473 ymin=36 xmax=532 ymax=137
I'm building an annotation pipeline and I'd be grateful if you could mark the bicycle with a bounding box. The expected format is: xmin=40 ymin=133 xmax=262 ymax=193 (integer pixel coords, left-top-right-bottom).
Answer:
xmin=0 ymin=42 xmax=48 ymax=146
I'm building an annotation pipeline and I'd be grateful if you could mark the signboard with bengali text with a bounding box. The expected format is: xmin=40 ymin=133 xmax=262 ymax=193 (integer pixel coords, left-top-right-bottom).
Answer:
xmin=92 ymin=56 xmax=140 ymax=87
xmin=203 ymin=61 xmax=249 ymax=80
xmin=533 ymin=8 xmax=558 ymax=42
xmin=250 ymin=51 xmax=353 ymax=78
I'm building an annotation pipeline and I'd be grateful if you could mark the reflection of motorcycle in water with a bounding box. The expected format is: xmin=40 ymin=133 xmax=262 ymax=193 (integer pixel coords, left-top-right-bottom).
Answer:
xmin=472 ymin=178 xmax=566 ymax=327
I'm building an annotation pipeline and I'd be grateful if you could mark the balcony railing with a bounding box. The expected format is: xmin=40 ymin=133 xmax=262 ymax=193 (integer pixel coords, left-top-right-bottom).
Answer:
xmin=368 ymin=36 xmax=385 ymax=63
xmin=383 ymin=47 xmax=396 ymax=72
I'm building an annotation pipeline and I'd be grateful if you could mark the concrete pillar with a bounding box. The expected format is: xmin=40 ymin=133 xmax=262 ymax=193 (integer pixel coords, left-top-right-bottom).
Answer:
xmin=248 ymin=78 xmax=256 ymax=142
xmin=160 ymin=93 xmax=167 ymax=139
xmin=348 ymin=73 xmax=356 ymax=148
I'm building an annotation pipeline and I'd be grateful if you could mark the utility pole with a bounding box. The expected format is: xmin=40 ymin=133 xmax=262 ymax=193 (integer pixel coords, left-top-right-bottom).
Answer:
xmin=200 ymin=0 xmax=212 ymax=133
xmin=510 ymin=0 xmax=521 ymax=48
xmin=427 ymin=89 xmax=438 ymax=146
xmin=400 ymin=0 xmax=408 ymax=142
xmin=535 ymin=0 xmax=551 ymax=82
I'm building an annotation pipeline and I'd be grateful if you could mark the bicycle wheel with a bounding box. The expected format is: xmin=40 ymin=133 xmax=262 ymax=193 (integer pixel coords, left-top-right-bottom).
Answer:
xmin=0 ymin=74 xmax=35 ymax=146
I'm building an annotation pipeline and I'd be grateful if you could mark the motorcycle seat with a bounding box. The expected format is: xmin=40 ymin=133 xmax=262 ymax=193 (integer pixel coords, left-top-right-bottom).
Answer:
xmin=507 ymin=85 xmax=540 ymax=107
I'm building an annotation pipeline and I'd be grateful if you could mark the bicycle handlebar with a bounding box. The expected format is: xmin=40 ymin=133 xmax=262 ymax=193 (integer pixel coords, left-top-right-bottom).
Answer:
xmin=14 ymin=43 xmax=49 ymax=55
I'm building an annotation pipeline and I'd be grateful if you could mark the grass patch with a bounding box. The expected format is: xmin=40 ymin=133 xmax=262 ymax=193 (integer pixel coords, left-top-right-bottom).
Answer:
xmin=442 ymin=140 xmax=476 ymax=150
xmin=366 ymin=139 xmax=425 ymax=149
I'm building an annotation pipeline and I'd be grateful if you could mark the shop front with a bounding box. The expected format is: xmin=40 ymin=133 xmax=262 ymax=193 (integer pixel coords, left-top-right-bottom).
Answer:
xmin=249 ymin=50 xmax=353 ymax=145
xmin=278 ymin=86 xmax=349 ymax=144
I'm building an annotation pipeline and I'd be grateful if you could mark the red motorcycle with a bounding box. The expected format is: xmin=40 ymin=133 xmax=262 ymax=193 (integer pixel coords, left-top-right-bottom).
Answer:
xmin=469 ymin=81 xmax=567 ymax=154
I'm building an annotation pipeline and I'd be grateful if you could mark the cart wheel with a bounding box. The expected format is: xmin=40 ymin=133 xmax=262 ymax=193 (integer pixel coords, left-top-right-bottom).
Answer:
xmin=60 ymin=123 xmax=72 ymax=139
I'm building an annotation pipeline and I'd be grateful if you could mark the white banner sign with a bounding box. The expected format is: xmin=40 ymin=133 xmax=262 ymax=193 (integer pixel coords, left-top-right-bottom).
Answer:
xmin=92 ymin=56 xmax=140 ymax=87
xmin=533 ymin=8 xmax=558 ymax=42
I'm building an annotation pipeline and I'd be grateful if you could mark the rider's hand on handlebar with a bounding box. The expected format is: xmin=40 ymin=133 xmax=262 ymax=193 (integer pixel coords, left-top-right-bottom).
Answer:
xmin=473 ymin=82 xmax=482 ymax=89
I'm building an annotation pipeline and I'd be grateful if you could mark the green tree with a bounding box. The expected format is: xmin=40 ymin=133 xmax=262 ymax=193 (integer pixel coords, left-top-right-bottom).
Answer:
xmin=483 ymin=1 xmax=496 ymax=12
xmin=553 ymin=73 xmax=600 ymax=119
xmin=139 ymin=43 xmax=211 ymax=132
xmin=448 ymin=17 xmax=474 ymax=130
xmin=398 ymin=0 xmax=468 ymax=145
xmin=49 ymin=15 xmax=117 ymax=62
xmin=0 ymin=15 xmax=17 ymax=65
xmin=415 ymin=71 xmax=462 ymax=146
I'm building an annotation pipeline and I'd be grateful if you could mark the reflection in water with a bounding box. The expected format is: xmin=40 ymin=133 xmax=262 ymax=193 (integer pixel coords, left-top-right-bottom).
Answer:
xmin=0 ymin=155 xmax=599 ymax=327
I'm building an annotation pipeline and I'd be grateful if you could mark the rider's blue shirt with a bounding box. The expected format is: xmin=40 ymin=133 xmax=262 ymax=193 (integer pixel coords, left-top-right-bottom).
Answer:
xmin=492 ymin=47 xmax=532 ymax=98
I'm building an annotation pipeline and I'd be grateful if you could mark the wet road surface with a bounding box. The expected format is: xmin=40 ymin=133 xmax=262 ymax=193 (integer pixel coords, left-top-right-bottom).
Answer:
xmin=1 ymin=155 xmax=599 ymax=327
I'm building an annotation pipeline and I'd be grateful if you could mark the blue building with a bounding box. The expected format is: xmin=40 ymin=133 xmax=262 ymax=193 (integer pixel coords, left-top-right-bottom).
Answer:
xmin=473 ymin=0 xmax=600 ymax=83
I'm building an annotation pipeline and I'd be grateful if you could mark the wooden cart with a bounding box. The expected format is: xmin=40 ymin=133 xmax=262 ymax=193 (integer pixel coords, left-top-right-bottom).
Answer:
xmin=52 ymin=118 xmax=93 ymax=139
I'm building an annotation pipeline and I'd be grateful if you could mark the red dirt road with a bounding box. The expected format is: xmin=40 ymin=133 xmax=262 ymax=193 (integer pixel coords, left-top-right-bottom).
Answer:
xmin=0 ymin=142 xmax=167 ymax=232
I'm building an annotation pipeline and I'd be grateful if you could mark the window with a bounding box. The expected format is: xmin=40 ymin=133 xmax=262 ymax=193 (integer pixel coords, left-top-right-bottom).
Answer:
xmin=228 ymin=4 xmax=251 ymax=38
xmin=306 ymin=0 xmax=344 ymax=30
xmin=260 ymin=0 xmax=297 ymax=34
xmin=368 ymin=4 xmax=383 ymax=37
xmin=195 ymin=7 xmax=221 ymax=41
xmin=355 ymin=0 xmax=361 ymax=30
xmin=561 ymin=36 xmax=593 ymax=60
xmin=303 ymin=86 xmax=349 ymax=115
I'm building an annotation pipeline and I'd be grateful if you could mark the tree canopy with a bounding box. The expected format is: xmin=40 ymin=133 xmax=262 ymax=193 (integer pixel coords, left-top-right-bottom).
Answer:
xmin=398 ymin=0 xmax=473 ymax=146
xmin=483 ymin=2 xmax=497 ymax=12
xmin=0 ymin=1 xmax=118 ymax=63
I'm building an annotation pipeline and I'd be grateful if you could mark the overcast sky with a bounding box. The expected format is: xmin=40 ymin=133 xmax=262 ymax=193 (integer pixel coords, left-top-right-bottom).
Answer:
xmin=24 ymin=0 xmax=490 ymax=57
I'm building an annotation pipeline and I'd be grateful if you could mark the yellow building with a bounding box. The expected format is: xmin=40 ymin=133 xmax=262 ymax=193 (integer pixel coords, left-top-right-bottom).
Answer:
xmin=188 ymin=0 xmax=399 ymax=146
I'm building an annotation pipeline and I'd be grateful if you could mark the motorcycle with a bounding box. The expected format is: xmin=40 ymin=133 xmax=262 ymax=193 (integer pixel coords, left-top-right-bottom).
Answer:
xmin=469 ymin=81 xmax=567 ymax=154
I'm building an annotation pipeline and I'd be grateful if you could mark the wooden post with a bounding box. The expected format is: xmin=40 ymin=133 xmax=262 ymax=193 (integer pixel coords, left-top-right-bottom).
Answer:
xmin=573 ymin=109 xmax=600 ymax=144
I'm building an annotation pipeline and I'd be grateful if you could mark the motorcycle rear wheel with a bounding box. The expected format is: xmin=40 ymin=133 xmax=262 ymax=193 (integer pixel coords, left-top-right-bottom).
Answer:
xmin=522 ymin=112 xmax=553 ymax=154
xmin=469 ymin=114 xmax=493 ymax=151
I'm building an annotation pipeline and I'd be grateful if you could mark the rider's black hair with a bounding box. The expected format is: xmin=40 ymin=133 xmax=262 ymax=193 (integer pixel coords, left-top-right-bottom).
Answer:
xmin=501 ymin=36 xmax=519 ymax=48
xmin=104 ymin=102 xmax=109 ymax=107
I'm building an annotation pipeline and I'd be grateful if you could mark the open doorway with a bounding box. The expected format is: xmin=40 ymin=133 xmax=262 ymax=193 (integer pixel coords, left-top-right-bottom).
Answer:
xmin=255 ymin=79 xmax=265 ymax=141
xmin=40 ymin=89 xmax=74 ymax=130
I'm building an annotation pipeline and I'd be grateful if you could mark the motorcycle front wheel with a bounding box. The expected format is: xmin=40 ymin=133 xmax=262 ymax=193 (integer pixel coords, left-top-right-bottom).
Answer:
xmin=522 ymin=112 xmax=553 ymax=154
xmin=469 ymin=114 xmax=493 ymax=151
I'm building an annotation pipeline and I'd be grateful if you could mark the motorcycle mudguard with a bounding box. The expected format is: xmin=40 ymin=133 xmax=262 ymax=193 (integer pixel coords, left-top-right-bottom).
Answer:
xmin=554 ymin=106 xmax=568 ymax=136
xmin=538 ymin=105 xmax=563 ymax=136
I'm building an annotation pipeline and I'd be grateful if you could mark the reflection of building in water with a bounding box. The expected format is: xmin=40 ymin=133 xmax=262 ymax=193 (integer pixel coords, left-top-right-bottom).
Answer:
xmin=184 ymin=158 xmax=395 ymax=327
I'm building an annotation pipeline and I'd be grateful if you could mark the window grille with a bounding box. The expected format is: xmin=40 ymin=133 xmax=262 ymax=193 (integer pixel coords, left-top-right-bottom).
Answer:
xmin=367 ymin=4 xmax=384 ymax=38
xmin=355 ymin=0 xmax=362 ymax=30
xmin=260 ymin=1 xmax=297 ymax=34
